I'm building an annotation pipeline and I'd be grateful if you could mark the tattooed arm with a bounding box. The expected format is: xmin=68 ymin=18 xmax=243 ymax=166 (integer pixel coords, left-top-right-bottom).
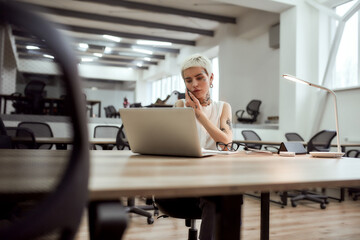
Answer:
xmin=197 ymin=102 xmax=233 ymax=144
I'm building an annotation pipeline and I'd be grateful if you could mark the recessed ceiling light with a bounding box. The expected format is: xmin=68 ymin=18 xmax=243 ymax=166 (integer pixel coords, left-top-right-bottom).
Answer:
xmin=103 ymin=35 xmax=121 ymax=42
xmin=143 ymin=57 xmax=151 ymax=61
xmin=43 ymin=54 xmax=54 ymax=59
xmin=104 ymin=47 xmax=112 ymax=53
xmin=81 ymin=57 xmax=94 ymax=62
xmin=132 ymin=47 xmax=153 ymax=55
xmin=26 ymin=45 xmax=40 ymax=50
xmin=137 ymin=63 xmax=143 ymax=67
xmin=93 ymin=53 xmax=103 ymax=57
xmin=78 ymin=43 xmax=89 ymax=51
xmin=136 ymin=40 xmax=172 ymax=46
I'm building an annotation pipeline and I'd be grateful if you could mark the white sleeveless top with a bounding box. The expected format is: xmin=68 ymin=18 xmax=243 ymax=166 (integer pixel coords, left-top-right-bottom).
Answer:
xmin=180 ymin=99 xmax=224 ymax=150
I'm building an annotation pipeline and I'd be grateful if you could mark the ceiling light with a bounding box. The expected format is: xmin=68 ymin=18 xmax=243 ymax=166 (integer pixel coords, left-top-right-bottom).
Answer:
xmin=132 ymin=47 xmax=153 ymax=55
xmin=81 ymin=57 xmax=94 ymax=62
xmin=104 ymin=47 xmax=112 ymax=53
xmin=136 ymin=40 xmax=172 ymax=46
xmin=93 ymin=53 xmax=103 ymax=57
xmin=43 ymin=54 xmax=54 ymax=59
xmin=26 ymin=45 xmax=39 ymax=50
xmin=103 ymin=35 xmax=121 ymax=42
xmin=78 ymin=43 xmax=89 ymax=51
xmin=137 ymin=63 xmax=143 ymax=67
xmin=143 ymin=57 xmax=151 ymax=61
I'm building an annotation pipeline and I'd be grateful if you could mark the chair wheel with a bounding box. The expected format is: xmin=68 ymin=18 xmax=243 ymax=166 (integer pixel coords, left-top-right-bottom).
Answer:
xmin=291 ymin=201 xmax=297 ymax=207
xmin=320 ymin=203 xmax=326 ymax=209
xmin=147 ymin=217 xmax=154 ymax=224
xmin=324 ymin=199 xmax=329 ymax=204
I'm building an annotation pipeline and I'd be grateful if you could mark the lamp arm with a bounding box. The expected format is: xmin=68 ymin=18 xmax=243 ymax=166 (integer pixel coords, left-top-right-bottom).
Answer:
xmin=309 ymin=83 xmax=342 ymax=153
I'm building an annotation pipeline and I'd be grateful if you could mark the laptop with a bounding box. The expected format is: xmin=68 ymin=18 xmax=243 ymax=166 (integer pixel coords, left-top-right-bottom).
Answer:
xmin=119 ymin=108 xmax=228 ymax=157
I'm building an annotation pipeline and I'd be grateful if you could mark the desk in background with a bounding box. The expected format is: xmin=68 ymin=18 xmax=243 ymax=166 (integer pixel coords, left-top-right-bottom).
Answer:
xmin=2 ymin=150 xmax=360 ymax=240
xmin=0 ymin=94 xmax=101 ymax=117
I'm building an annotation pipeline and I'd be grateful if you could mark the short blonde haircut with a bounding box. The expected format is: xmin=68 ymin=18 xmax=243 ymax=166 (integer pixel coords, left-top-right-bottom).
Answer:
xmin=181 ymin=53 xmax=212 ymax=79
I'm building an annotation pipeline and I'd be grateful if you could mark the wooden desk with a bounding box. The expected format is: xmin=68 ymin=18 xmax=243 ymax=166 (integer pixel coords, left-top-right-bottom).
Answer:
xmin=1 ymin=150 xmax=360 ymax=240
xmin=11 ymin=137 xmax=116 ymax=149
xmin=234 ymin=140 xmax=360 ymax=152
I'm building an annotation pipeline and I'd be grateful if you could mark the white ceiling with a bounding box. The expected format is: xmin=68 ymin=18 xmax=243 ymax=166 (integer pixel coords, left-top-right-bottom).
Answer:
xmin=12 ymin=0 xmax=287 ymax=70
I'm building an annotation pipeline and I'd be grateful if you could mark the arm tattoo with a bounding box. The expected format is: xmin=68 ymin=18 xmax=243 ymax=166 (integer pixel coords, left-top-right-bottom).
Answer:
xmin=220 ymin=127 xmax=227 ymax=133
xmin=226 ymin=118 xmax=232 ymax=130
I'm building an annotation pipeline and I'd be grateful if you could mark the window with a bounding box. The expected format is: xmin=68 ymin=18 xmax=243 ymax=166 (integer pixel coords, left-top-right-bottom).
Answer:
xmin=331 ymin=1 xmax=359 ymax=89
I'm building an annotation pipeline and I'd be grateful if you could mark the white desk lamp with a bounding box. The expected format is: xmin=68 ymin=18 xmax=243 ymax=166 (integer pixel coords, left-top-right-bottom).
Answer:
xmin=282 ymin=74 xmax=344 ymax=158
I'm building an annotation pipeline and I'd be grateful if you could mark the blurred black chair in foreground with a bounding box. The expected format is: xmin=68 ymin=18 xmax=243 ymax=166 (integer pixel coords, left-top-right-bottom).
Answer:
xmin=236 ymin=100 xmax=261 ymax=123
xmin=0 ymin=2 xmax=96 ymax=239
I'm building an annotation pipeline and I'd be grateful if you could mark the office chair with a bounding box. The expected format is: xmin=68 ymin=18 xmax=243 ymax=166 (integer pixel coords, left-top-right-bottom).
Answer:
xmin=115 ymin=125 xmax=156 ymax=224
xmin=155 ymin=198 xmax=203 ymax=240
xmin=5 ymin=127 xmax=37 ymax=149
xmin=116 ymin=125 xmax=130 ymax=150
xmin=285 ymin=132 xmax=304 ymax=142
xmin=346 ymin=149 xmax=360 ymax=158
xmin=0 ymin=2 xmax=95 ymax=239
xmin=93 ymin=125 xmax=120 ymax=150
xmin=10 ymin=92 xmax=24 ymax=114
xmin=236 ymin=100 xmax=261 ymax=123
xmin=0 ymin=118 xmax=12 ymax=149
xmin=103 ymin=106 xmax=112 ymax=118
xmin=281 ymin=130 xmax=336 ymax=209
xmin=241 ymin=130 xmax=278 ymax=152
xmin=25 ymin=80 xmax=46 ymax=114
xmin=108 ymin=105 xmax=120 ymax=118
xmin=18 ymin=122 xmax=54 ymax=149
xmin=307 ymin=130 xmax=336 ymax=153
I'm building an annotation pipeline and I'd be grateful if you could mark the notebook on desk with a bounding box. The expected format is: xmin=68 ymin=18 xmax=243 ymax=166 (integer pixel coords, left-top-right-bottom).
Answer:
xmin=119 ymin=108 xmax=232 ymax=157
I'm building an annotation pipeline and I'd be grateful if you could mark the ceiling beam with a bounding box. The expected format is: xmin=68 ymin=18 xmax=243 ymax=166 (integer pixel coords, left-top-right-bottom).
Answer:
xmin=25 ymin=3 xmax=214 ymax=37
xmin=57 ymin=24 xmax=196 ymax=46
xmin=76 ymin=0 xmax=237 ymax=23
xmin=14 ymin=35 xmax=180 ymax=54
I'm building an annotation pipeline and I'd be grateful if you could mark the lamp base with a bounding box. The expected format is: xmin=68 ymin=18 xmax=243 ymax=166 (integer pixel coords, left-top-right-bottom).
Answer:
xmin=310 ymin=152 xmax=345 ymax=158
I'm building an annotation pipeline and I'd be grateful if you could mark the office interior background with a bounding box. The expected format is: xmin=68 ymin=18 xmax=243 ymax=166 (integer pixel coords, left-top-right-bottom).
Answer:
xmin=0 ymin=0 xmax=359 ymax=145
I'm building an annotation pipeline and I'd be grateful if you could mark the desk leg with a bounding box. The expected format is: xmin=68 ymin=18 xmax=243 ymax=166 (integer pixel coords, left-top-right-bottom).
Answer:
xmin=215 ymin=194 xmax=242 ymax=240
xmin=261 ymin=192 xmax=270 ymax=240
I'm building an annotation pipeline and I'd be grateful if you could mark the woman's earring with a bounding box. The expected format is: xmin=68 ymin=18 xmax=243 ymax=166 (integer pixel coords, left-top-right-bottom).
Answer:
xmin=210 ymin=83 xmax=213 ymax=88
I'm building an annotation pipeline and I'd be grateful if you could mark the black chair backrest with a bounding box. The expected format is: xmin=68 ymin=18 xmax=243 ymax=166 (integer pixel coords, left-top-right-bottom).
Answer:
xmin=241 ymin=130 xmax=262 ymax=150
xmin=104 ymin=106 xmax=112 ymax=118
xmin=0 ymin=2 xmax=89 ymax=239
xmin=116 ymin=125 xmax=130 ymax=150
xmin=307 ymin=130 xmax=336 ymax=153
xmin=108 ymin=105 xmax=120 ymax=118
xmin=24 ymin=80 xmax=46 ymax=98
xmin=5 ymin=127 xmax=37 ymax=149
xmin=247 ymin=100 xmax=261 ymax=118
xmin=94 ymin=125 xmax=120 ymax=138
xmin=285 ymin=132 xmax=304 ymax=142
xmin=18 ymin=122 xmax=54 ymax=149
xmin=0 ymin=118 xmax=12 ymax=149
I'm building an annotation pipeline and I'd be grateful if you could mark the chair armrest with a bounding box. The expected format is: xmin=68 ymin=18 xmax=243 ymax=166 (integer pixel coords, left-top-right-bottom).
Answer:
xmin=235 ymin=110 xmax=245 ymax=118
xmin=346 ymin=149 xmax=360 ymax=157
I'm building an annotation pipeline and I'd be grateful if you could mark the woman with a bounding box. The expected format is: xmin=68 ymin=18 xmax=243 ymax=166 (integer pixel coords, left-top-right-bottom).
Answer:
xmin=176 ymin=54 xmax=234 ymax=240
xmin=175 ymin=53 xmax=233 ymax=150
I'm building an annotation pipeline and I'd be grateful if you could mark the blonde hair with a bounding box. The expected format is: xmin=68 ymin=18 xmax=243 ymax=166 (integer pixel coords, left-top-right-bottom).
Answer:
xmin=181 ymin=53 xmax=212 ymax=79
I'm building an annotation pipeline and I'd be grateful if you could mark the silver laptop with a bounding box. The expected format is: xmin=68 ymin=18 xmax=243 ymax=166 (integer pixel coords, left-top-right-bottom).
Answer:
xmin=119 ymin=108 xmax=218 ymax=157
